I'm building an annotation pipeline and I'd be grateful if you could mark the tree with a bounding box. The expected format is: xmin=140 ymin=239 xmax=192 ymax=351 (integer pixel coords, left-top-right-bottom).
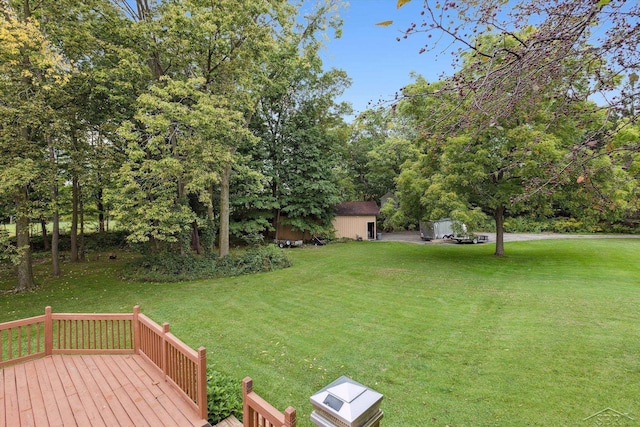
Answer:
xmin=111 ymin=0 xmax=345 ymax=256
xmin=383 ymin=1 xmax=640 ymax=254
xmin=0 ymin=1 xmax=70 ymax=290
xmin=1 ymin=0 xmax=144 ymax=278
xmin=343 ymin=109 xmax=392 ymax=201
xmin=387 ymin=1 xmax=640 ymax=194
xmin=109 ymin=0 xmax=286 ymax=256
xmin=111 ymin=77 xmax=253 ymax=253
xmin=275 ymin=97 xmax=347 ymax=237
xmin=397 ymin=58 xmax=625 ymax=255
xmin=245 ymin=59 xmax=351 ymax=241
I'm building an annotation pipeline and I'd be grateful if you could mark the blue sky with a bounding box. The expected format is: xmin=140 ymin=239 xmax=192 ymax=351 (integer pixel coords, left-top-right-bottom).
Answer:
xmin=320 ymin=0 xmax=456 ymax=116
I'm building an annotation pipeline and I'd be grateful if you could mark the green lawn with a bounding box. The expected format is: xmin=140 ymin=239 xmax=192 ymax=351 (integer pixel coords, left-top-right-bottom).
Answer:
xmin=1 ymin=240 xmax=639 ymax=426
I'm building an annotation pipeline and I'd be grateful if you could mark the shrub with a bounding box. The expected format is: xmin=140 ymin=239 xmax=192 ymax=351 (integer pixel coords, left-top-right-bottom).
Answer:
xmin=125 ymin=244 xmax=292 ymax=282
xmin=549 ymin=217 xmax=584 ymax=233
xmin=503 ymin=216 xmax=546 ymax=233
xmin=84 ymin=230 xmax=130 ymax=250
xmin=207 ymin=368 xmax=242 ymax=425
xmin=28 ymin=230 xmax=129 ymax=252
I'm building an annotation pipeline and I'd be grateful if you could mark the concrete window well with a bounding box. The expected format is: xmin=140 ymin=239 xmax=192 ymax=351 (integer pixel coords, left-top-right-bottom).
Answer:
xmin=310 ymin=376 xmax=384 ymax=427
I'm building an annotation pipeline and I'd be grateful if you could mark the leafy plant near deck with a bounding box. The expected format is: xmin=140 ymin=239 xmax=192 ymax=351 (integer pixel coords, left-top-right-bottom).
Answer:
xmin=207 ymin=368 xmax=243 ymax=425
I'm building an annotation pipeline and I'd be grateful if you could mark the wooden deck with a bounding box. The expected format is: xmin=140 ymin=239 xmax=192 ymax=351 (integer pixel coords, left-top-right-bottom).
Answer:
xmin=0 ymin=354 xmax=211 ymax=427
xmin=1 ymin=307 xmax=296 ymax=427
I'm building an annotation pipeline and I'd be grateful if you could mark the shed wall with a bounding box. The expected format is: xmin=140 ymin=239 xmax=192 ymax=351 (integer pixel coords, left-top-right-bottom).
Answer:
xmin=332 ymin=215 xmax=377 ymax=240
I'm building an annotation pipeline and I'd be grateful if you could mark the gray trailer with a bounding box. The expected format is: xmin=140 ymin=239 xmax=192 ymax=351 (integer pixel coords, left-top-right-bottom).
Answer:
xmin=420 ymin=218 xmax=457 ymax=240
xmin=420 ymin=218 xmax=487 ymax=244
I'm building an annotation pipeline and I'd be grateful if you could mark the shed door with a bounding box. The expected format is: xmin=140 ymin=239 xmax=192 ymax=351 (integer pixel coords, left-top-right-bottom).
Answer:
xmin=367 ymin=221 xmax=375 ymax=240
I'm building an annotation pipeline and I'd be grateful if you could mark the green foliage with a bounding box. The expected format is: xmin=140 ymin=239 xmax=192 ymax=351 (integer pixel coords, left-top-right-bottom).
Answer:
xmin=206 ymin=368 xmax=243 ymax=425
xmin=126 ymin=244 xmax=292 ymax=282
xmin=394 ymin=67 xmax=638 ymax=255
xmin=0 ymin=229 xmax=18 ymax=265
xmin=501 ymin=215 xmax=640 ymax=234
xmin=379 ymin=197 xmax=415 ymax=231
xmin=105 ymin=1 xmax=348 ymax=256
xmin=27 ymin=230 xmax=129 ymax=252
xmin=243 ymin=64 xmax=350 ymax=238
xmin=110 ymin=77 xmax=254 ymax=250
xmin=341 ymin=109 xmax=417 ymax=202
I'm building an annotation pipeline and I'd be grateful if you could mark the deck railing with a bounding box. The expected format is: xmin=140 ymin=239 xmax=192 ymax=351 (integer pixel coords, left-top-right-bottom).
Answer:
xmin=136 ymin=311 xmax=207 ymax=420
xmin=0 ymin=312 xmax=47 ymax=366
xmin=0 ymin=306 xmax=207 ymax=420
xmin=243 ymin=377 xmax=296 ymax=427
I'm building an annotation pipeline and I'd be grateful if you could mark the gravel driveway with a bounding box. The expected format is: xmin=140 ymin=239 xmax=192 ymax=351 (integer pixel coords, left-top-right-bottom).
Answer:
xmin=379 ymin=230 xmax=640 ymax=244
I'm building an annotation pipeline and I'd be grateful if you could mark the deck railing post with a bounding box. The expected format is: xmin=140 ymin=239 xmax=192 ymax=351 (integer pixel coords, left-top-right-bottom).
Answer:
xmin=133 ymin=305 xmax=140 ymax=354
xmin=162 ymin=322 xmax=170 ymax=378
xmin=243 ymin=377 xmax=253 ymax=427
xmin=284 ymin=406 xmax=296 ymax=427
xmin=197 ymin=346 xmax=207 ymax=420
xmin=44 ymin=306 xmax=53 ymax=356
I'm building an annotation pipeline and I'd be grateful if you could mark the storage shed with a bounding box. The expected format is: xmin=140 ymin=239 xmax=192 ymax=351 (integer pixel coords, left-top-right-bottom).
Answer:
xmin=332 ymin=201 xmax=380 ymax=240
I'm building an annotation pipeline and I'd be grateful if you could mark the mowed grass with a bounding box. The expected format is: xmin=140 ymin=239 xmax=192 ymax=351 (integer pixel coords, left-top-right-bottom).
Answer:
xmin=1 ymin=239 xmax=639 ymax=426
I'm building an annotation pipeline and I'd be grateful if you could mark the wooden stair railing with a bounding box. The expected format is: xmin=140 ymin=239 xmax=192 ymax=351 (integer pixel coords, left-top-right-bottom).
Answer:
xmin=243 ymin=377 xmax=296 ymax=427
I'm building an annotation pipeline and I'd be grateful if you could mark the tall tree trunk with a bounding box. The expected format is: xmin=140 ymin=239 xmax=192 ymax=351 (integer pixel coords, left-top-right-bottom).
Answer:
xmin=494 ymin=205 xmax=505 ymax=257
xmin=40 ymin=218 xmax=50 ymax=251
xmin=272 ymin=180 xmax=279 ymax=241
xmin=14 ymin=1 xmax=35 ymax=291
xmin=50 ymin=143 xmax=60 ymax=276
xmin=51 ymin=208 xmax=60 ymax=277
xmin=191 ymin=221 xmax=202 ymax=254
xmin=15 ymin=187 xmax=35 ymax=292
xmin=70 ymin=176 xmax=79 ymax=262
xmin=97 ymin=188 xmax=105 ymax=233
xmin=50 ymin=142 xmax=60 ymax=276
xmin=274 ymin=209 xmax=281 ymax=241
xmin=79 ymin=184 xmax=85 ymax=261
xmin=207 ymin=184 xmax=216 ymax=254
xmin=219 ymin=165 xmax=231 ymax=257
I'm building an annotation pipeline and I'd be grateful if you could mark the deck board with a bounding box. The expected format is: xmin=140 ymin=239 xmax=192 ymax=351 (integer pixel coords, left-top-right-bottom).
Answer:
xmin=60 ymin=356 xmax=107 ymax=427
xmin=122 ymin=354 xmax=205 ymax=427
xmin=24 ymin=360 xmax=49 ymax=427
xmin=92 ymin=355 xmax=151 ymax=427
xmin=117 ymin=356 xmax=183 ymax=426
xmin=41 ymin=357 xmax=77 ymax=427
xmin=214 ymin=416 xmax=242 ymax=427
xmin=3 ymin=363 xmax=20 ymax=427
xmin=80 ymin=356 xmax=134 ymax=427
xmin=1 ymin=355 xmax=211 ymax=427
xmin=105 ymin=355 xmax=168 ymax=426
xmin=15 ymin=364 xmax=31 ymax=417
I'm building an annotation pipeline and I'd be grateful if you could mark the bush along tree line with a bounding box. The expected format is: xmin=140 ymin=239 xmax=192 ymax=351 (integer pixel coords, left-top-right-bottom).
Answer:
xmin=2 ymin=0 xmax=640 ymax=291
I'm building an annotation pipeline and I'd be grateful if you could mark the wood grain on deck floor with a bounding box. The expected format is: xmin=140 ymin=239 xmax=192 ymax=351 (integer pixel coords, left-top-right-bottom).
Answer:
xmin=214 ymin=415 xmax=242 ymax=427
xmin=0 ymin=354 xmax=210 ymax=427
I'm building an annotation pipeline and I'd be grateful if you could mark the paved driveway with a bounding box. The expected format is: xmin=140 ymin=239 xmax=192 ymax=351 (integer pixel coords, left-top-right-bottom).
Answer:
xmin=379 ymin=231 xmax=640 ymax=244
